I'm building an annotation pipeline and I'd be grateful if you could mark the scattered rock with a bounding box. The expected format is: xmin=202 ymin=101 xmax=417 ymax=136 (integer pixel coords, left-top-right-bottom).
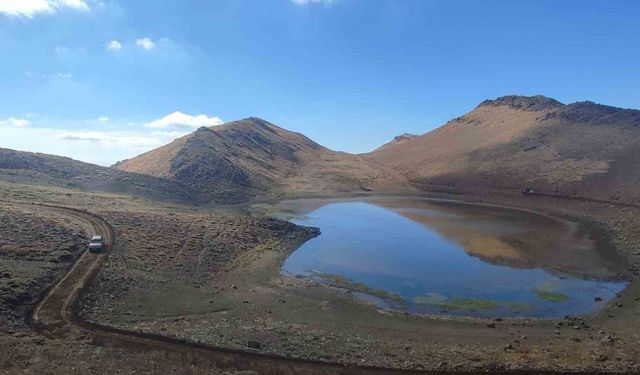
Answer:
xmin=247 ymin=340 xmax=261 ymax=349
xmin=601 ymin=335 xmax=617 ymax=345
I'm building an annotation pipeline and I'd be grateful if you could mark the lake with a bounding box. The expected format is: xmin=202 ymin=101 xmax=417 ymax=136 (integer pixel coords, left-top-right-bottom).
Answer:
xmin=276 ymin=197 xmax=628 ymax=318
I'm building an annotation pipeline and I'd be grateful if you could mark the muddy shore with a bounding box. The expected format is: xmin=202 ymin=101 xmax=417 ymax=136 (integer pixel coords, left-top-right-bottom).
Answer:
xmin=78 ymin=190 xmax=640 ymax=372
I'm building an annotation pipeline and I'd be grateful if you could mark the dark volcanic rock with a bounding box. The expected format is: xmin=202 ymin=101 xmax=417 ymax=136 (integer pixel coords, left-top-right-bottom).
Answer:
xmin=544 ymin=101 xmax=640 ymax=126
xmin=478 ymin=95 xmax=565 ymax=112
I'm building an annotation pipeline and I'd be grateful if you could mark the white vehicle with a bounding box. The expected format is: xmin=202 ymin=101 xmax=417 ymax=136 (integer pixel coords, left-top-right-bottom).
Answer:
xmin=88 ymin=235 xmax=105 ymax=253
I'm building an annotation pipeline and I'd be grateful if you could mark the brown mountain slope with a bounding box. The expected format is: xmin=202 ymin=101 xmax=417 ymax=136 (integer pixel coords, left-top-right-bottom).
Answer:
xmin=0 ymin=148 xmax=196 ymax=203
xmin=372 ymin=133 xmax=418 ymax=153
xmin=364 ymin=95 xmax=640 ymax=203
xmin=115 ymin=117 xmax=413 ymax=203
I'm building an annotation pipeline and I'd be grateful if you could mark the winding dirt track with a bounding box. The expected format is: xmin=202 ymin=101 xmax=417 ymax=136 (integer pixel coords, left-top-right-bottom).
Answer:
xmin=28 ymin=204 xmax=591 ymax=375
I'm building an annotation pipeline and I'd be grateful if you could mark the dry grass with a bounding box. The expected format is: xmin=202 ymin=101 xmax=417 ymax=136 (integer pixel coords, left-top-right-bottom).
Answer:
xmin=365 ymin=98 xmax=640 ymax=203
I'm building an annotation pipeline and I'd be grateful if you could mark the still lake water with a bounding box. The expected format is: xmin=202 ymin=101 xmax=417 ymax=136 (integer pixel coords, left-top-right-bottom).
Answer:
xmin=277 ymin=197 xmax=628 ymax=318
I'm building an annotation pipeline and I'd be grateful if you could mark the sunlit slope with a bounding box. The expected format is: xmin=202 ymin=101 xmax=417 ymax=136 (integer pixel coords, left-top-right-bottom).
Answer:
xmin=0 ymin=147 xmax=196 ymax=203
xmin=365 ymin=95 xmax=640 ymax=203
xmin=115 ymin=117 xmax=413 ymax=203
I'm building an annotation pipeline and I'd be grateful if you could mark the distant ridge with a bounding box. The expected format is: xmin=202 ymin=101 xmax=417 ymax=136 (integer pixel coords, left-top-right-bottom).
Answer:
xmin=115 ymin=117 xmax=414 ymax=203
xmin=4 ymin=95 xmax=638 ymax=205
xmin=0 ymin=147 xmax=196 ymax=203
xmin=373 ymin=133 xmax=418 ymax=153
xmin=365 ymin=95 xmax=640 ymax=203
xmin=477 ymin=95 xmax=564 ymax=111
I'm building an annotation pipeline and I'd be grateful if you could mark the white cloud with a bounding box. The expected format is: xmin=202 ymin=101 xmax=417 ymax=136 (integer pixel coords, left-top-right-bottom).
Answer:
xmin=290 ymin=0 xmax=336 ymax=5
xmin=145 ymin=111 xmax=223 ymax=129
xmin=25 ymin=71 xmax=73 ymax=80
xmin=57 ymin=131 xmax=160 ymax=147
xmin=0 ymin=112 xmax=221 ymax=166
xmin=0 ymin=126 xmax=183 ymax=166
xmin=136 ymin=37 xmax=155 ymax=50
xmin=105 ymin=40 xmax=122 ymax=51
xmin=0 ymin=0 xmax=89 ymax=18
xmin=97 ymin=116 xmax=109 ymax=123
xmin=59 ymin=0 xmax=89 ymax=11
xmin=0 ymin=117 xmax=30 ymax=127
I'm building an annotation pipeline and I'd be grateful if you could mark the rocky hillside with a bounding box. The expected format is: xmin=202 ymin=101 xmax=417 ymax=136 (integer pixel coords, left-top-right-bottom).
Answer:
xmin=0 ymin=148 xmax=196 ymax=203
xmin=364 ymin=95 xmax=640 ymax=203
xmin=115 ymin=117 xmax=412 ymax=203
xmin=372 ymin=133 xmax=418 ymax=153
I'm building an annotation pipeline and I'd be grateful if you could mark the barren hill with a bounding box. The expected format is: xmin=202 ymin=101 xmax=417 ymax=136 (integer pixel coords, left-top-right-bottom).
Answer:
xmin=364 ymin=95 xmax=640 ymax=203
xmin=372 ymin=133 xmax=418 ymax=153
xmin=0 ymin=148 xmax=197 ymax=203
xmin=115 ymin=117 xmax=412 ymax=203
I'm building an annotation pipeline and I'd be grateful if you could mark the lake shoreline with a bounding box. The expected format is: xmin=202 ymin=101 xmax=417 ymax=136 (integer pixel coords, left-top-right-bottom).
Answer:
xmin=276 ymin=196 xmax=628 ymax=319
xmin=84 ymin=190 xmax=640 ymax=372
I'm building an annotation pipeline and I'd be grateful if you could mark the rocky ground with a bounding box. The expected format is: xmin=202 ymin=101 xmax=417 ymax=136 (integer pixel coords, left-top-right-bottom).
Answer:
xmin=78 ymin=189 xmax=640 ymax=372
xmin=0 ymin=204 xmax=86 ymax=332
xmin=80 ymin=210 xmax=317 ymax=323
xmin=2 ymin=179 xmax=640 ymax=373
xmin=0 ymin=183 xmax=271 ymax=374
xmin=0 ymin=333 xmax=248 ymax=374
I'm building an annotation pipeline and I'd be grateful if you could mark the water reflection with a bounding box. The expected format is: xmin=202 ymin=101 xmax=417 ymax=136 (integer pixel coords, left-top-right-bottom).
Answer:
xmin=278 ymin=198 xmax=628 ymax=318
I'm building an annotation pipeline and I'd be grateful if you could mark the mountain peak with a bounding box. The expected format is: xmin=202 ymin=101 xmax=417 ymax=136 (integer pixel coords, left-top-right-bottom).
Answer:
xmin=545 ymin=101 xmax=640 ymax=126
xmin=368 ymin=133 xmax=418 ymax=153
xmin=478 ymin=95 xmax=564 ymax=112
xmin=116 ymin=118 xmax=411 ymax=203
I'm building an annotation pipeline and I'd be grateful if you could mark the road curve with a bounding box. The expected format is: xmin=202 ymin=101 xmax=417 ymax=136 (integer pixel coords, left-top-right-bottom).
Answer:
xmin=28 ymin=204 xmax=587 ymax=375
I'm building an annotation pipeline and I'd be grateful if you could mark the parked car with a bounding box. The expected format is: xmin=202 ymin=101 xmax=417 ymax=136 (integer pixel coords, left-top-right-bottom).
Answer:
xmin=88 ymin=235 xmax=105 ymax=253
xmin=521 ymin=187 xmax=535 ymax=196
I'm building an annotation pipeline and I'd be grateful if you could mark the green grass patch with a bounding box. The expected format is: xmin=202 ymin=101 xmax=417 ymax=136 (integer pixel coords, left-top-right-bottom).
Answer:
xmin=413 ymin=294 xmax=499 ymax=311
xmin=505 ymin=302 xmax=534 ymax=312
xmin=447 ymin=298 xmax=499 ymax=310
xmin=413 ymin=293 xmax=448 ymax=306
xmin=533 ymin=289 xmax=569 ymax=302
xmin=313 ymin=273 xmax=405 ymax=303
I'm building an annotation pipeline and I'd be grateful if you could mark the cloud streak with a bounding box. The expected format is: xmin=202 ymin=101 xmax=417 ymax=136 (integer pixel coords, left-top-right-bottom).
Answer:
xmin=136 ymin=37 xmax=155 ymax=50
xmin=145 ymin=111 xmax=223 ymax=129
xmin=0 ymin=111 xmax=224 ymax=166
xmin=105 ymin=40 xmax=122 ymax=51
xmin=0 ymin=0 xmax=90 ymax=18
xmin=0 ymin=117 xmax=30 ymax=127
xmin=290 ymin=0 xmax=336 ymax=5
xmin=0 ymin=126 xmax=179 ymax=166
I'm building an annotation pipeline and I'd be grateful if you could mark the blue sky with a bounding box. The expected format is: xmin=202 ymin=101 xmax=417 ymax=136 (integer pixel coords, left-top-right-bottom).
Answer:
xmin=1 ymin=0 xmax=639 ymax=165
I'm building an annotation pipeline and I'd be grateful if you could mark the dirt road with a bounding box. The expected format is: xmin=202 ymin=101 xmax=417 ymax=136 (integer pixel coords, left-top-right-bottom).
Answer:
xmin=27 ymin=204 xmax=602 ymax=375
xmin=28 ymin=205 xmax=436 ymax=375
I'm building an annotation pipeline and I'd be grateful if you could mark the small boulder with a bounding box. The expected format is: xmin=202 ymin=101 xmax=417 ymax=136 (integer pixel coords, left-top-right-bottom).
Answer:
xmin=247 ymin=340 xmax=261 ymax=349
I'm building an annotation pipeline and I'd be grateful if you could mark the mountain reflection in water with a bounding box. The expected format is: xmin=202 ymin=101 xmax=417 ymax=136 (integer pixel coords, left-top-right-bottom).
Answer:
xmin=277 ymin=197 xmax=628 ymax=318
